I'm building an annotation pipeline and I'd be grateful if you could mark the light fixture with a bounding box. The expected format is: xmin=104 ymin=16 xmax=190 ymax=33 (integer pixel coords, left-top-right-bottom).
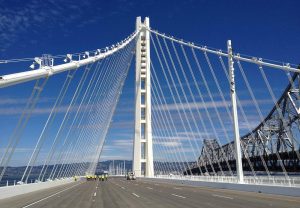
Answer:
xmin=34 ymin=57 xmax=42 ymax=65
xmin=64 ymin=54 xmax=72 ymax=62
xmin=67 ymin=54 xmax=72 ymax=60
xmin=83 ymin=51 xmax=89 ymax=58
xmin=30 ymin=63 xmax=35 ymax=69
xmin=30 ymin=57 xmax=42 ymax=69
xmin=95 ymin=49 xmax=101 ymax=55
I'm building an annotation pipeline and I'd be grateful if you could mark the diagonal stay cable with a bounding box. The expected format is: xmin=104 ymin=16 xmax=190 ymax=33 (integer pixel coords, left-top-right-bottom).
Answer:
xmin=38 ymin=64 xmax=92 ymax=181
xmin=22 ymin=69 xmax=78 ymax=183
xmin=0 ymin=78 xmax=48 ymax=182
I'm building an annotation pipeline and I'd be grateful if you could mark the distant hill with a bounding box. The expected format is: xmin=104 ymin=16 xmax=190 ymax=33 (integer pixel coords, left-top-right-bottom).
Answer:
xmin=1 ymin=160 xmax=193 ymax=186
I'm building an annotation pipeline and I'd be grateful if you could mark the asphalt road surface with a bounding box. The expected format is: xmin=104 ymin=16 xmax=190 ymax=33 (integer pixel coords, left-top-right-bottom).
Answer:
xmin=0 ymin=177 xmax=299 ymax=208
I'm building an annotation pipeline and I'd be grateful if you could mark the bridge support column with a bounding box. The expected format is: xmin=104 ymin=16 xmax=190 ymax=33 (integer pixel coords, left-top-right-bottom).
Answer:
xmin=133 ymin=17 xmax=154 ymax=178
xmin=228 ymin=40 xmax=244 ymax=183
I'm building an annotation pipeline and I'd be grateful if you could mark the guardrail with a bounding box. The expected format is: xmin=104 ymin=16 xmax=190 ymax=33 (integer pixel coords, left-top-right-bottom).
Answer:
xmin=0 ymin=177 xmax=78 ymax=200
xmin=153 ymin=175 xmax=300 ymax=187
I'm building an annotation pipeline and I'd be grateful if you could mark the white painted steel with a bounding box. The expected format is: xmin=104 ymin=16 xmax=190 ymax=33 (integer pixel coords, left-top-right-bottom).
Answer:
xmin=144 ymin=17 xmax=154 ymax=177
xmin=228 ymin=40 xmax=244 ymax=183
xmin=133 ymin=17 xmax=154 ymax=177
xmin=150 ymin=29 xmax=300 ymax=73
xmin=133 ymin=16 xmax=142 ymax=177
xmin=0 ymin=32 xmax=138 ymax=88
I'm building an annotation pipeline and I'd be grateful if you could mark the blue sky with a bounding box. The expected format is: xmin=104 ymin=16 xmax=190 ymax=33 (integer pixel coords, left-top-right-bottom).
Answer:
xmin=0 ymin=0 xmax=299 ymax=166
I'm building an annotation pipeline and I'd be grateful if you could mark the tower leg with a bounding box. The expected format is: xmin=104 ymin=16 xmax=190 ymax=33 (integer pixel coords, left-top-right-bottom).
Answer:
xmin=133 ymin=17 xmax=154 ymax=178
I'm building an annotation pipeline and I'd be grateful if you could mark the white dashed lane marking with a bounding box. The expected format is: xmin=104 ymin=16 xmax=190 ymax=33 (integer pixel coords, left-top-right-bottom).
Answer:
xmin=132 ymin=193 xmax=140 ymax=198
xmin=171 ymin=194 xmax=186 ymax=199
xmin=212 ymin=194 xmax=233 ymax=200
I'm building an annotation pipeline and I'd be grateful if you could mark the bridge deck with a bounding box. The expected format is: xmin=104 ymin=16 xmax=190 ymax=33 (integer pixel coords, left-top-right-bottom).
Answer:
xmin=0 ymin=177 xmax=299 ymax=208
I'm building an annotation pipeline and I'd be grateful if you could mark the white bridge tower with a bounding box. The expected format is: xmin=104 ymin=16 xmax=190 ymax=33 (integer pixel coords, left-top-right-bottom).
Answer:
xmin=133 ymin=17 xmax=154 ymax=177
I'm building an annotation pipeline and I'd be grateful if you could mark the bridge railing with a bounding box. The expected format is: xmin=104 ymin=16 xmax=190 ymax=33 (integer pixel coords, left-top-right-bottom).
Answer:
xmin=153 ymin=175 xmax=300 ymax=187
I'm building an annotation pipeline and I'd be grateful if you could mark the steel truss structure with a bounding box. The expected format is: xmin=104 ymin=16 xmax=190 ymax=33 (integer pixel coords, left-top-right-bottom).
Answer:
xmin=187 ymin=73 xmax=300 ymax=175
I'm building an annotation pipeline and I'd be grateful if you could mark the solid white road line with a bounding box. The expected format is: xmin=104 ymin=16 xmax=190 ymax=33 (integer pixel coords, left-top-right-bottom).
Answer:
xmin=132 ymin=193 xmax=140 ymax=198
xmin=212 ymin=194 xmax=233 ymax=200
xmin=22 ymin=182 xmax=82 ymax=208
xmin=146 ymin=187 xmax=153 ymax=190
xmin=171 ymin=194 xmax=186 ymax=199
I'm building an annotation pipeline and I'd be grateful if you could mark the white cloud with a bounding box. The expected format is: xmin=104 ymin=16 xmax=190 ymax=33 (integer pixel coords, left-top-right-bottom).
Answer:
xmin=153 ymin=99 xmax=273 ymax=111
xmin=0 ymin=0 xmax=138 ymax=52
xmin=0 ymin=102 xmax=105 ymax=116
xmin=154 ymin=141 xmax=182 ymax=147
xmin=99 ymin=155 xmax=131 ymax=161
xmin=0 ymin=97 xmax=54 ymax=106
xmin=0 ymin=147 xmax=33 ymax=153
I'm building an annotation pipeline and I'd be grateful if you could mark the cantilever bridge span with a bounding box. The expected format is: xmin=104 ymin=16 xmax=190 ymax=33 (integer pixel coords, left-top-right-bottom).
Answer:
xmin=186 ymin=72 xmax=300 ymax=175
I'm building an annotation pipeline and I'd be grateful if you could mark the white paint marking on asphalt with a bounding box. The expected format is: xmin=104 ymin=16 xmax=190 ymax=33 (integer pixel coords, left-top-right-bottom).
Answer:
xmin=94 ymin=192 xmax=97 ymax=197
xmin=22 ymin=182 xmax=83 ymax=208
xmin=171 ymin=194 xmax=186 ymax=199
xmin=121 ymin=186 xmax=125 ymax=190
xmin=174 ymin=187 xmax=182 ymax=190
xmin=132 ymin=193 xmax=140 ymax=198
xmin=212 ymin=194 xmax=233 ymax=200
xmin=146 ymin=187 xmax=153 ymax=190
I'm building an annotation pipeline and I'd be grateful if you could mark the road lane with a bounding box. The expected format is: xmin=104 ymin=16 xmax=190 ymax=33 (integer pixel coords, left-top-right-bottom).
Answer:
xmin=0 ymin=181 xmax=82 ymax=208
xmin=0 ymin=177 xmax=299 ymax=208
xmin=110 ymin=177 xmax=300 ymax=208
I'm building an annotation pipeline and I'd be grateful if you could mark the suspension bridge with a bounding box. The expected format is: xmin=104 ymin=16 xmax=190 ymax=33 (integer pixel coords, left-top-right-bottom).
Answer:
xmin=0 ymin=17 xmax=299 ymax=207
